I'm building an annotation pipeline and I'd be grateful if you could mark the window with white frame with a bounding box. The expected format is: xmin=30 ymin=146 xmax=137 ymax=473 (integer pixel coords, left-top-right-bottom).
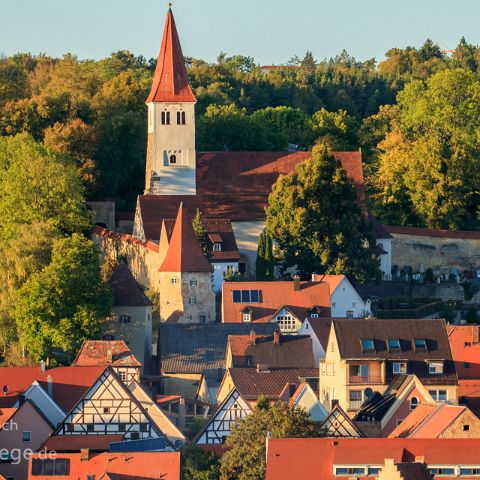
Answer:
xmin=410 ymin=397 xmax=419 ymax=410
xmin=429 ymin=467 xmax=456 ymax=475
xmin=428 ymin=361 xmax=444 ymax=374
xmin=392 ymin=362 xmax=407 ymax=374
xmin=190 ymin=279 xmax=197 ymax=287
xmin=171 ymin=278 xmax=177 ymax=284
xmin=334 ymin=466 xmax=365 ymax=475
xmin=189 ymin=297 xmax=196 ymax=305
xmin=213 ymin=243 xmax=222 ymax=252
xmin=242 ymin=313 xmax=251 ymax=322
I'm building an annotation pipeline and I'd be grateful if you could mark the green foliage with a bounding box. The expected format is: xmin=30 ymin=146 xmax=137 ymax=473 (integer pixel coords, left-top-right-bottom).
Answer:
xmin=192 ymin=209 xmax=211 ymax=261
xmin=0 ymin=134 xmax=91 ymax=239
xmin=266 ymin=143 xmax=381 ymax=282
xmin=181 ymin=444 xmax=220 ymax=480
xmin=424 ymin=268 xmax=435 ymax=283
xmin=223 ymin=267 xmax=244 ymax=282
xmin=374 ymin=68 xmax=480 ymax=229
xmin=220 ymin=401 xmax=323 ymax=480
xmin=256 ymin=231 xmax=274 ymax=280
xmin=15 ymin=234 xmax=112 ymax=361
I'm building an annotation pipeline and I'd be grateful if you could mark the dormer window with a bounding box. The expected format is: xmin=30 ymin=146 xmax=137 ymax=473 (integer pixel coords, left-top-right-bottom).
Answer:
xmin=388 ymin=338 xmax=401 ymax=353
xmin=414 ymin=338 xmax=428 ymax=352
xmin=361 ymin=338 xmax=375 ymax=353
xmin=392 ymin=362 xmax=407 ymax=374
xmin=428 ymin=361 xmax=444 ymax=375
xmin=242 ymin=313 xmax=251 ymax=322
xmin=213 ymin=243 xmax=222 ymax=252
xmin=310 ymin=313 xmax=319 ymax=318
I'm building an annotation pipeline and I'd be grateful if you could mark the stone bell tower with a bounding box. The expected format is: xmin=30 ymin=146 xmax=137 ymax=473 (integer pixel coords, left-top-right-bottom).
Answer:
xmin=145 ymin=5 xmax=197 ymax=195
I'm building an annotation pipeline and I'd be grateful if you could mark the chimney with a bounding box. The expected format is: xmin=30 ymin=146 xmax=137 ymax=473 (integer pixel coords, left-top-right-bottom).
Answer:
xmin=331 ymin=399 xmax=339 ymax=408
xmin=47 ymin=375 xmax=53 ymax=398
xmin=2 ymin=385 xmax=8 ymax=396
xmin=249 ymin=330 xmax=256 ymax=345
xmin=80 ymin=448 xmax=90 ymax=462
xmin=273 ymin=330 xmax=280 ymax=346
xmin=293 ymin=275 xmax=300 ymax=292
xmin=106 ymin=349 xmax=113 ymax=363
xmin=414 ymin=456 xmax=425 ymax=464
xmin=311 ymin=273 xmax=319 ymax=282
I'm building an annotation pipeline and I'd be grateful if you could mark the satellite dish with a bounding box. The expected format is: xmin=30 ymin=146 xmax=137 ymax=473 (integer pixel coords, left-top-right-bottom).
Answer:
xmin=364 ymin=388 xmax=374 ymax=399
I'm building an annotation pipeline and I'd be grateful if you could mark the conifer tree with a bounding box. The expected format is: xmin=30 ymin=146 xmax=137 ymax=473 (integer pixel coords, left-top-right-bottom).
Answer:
xmin=192 ymin=208 xmax=211 ymax=261
xmin=255 ymin=231 xmax=266 ymax=280
xmin=264 ymin=232 xmax=275 ymax=280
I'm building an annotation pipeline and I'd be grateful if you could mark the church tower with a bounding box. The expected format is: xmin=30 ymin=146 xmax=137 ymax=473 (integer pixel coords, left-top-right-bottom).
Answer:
xmin=145 ymin=6 xmax=196 ymax=195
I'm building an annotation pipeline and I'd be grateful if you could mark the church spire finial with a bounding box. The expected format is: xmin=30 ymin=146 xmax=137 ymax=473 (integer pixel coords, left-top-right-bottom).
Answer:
xmin=168 ymin=1 xmax=172 ymax=8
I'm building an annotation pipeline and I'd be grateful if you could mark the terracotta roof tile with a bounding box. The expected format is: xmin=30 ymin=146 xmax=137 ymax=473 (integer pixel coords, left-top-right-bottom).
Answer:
xmin=0 ymin=366 xmax=105 ymax=411
xmin=92 ymin=226 xmax=159 ymax=252
xmin=146 ymin=8 xmax=195 ymax=103
xmin=137 ymin=149 xmax=388 ymax=238
xmin=226 ymin=367 xmax=318 ymax=400
xmin=0 ymin=408 xmax=16 ymax=428
xmin=222 ymin=281 xmax=331 ymax=324
xmin=73 ymin=340 xmax=141 ymax=367
xmin=107 ymin=263 xmax=152 ymax=307
xmin=386 ymin=225 xmax=480 ymax=239
xmin=447 ymin=324 xmax=480 ymax=379
xmin=389 ymin=404 xmax=466 ymax=438
xmin=158 ymin=203 xmax=212 ymax=272
xmin=458 ymin=380 xmax=480 ymax=417
xmin=42 ymin=434 xmax=123 ymax=452
xmin=29 ymin=451 xmax=180 ymax=480
xmin=265 ymin=438 xmax=480 ymax=480
xmin=228 ymin=334 xmax=315 ymax=368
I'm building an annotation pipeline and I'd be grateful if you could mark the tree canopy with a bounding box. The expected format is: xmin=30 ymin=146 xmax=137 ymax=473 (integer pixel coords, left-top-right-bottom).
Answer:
xmin=266 ymin=143 xmax=381 ymax=282
xmin=220 ymin=399 xmax=323 ymax=480
xmin=15 ymin=234 xmax=112 ymax=361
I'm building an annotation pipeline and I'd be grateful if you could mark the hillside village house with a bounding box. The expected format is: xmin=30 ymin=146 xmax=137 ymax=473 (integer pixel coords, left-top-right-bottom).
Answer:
xmin=221 ymin=276 xmax=331 ymax=333
xmin=265 ymin=438 xmax=480 ymax=480
xmin=320 ymin=403 xmax=365 ymax=438
xmin=319 ymin=318 xmax=458 ymax=415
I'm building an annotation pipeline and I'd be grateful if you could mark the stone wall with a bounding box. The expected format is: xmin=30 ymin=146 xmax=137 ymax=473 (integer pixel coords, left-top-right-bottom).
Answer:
xmin=87 ymin=200 xmax=115 ymax=230
xmin=388 ymin=227 xmax=480 ymax=274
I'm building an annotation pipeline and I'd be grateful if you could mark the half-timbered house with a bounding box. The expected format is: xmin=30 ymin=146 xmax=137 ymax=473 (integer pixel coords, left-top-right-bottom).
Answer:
xmin=194 ymin=388 xmax=251 ymax=446
xmin=320 ymin=404 xmax=364 ymax=438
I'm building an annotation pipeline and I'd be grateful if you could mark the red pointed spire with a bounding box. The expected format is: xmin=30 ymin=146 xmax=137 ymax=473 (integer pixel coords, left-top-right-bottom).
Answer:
xmin=158 ymin=203 xmax=212 ymax=273
xmin=146 ymin=7 xmax=196 ymax=104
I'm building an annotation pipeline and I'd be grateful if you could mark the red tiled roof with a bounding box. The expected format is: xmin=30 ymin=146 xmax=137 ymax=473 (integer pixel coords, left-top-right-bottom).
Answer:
xmin=458 ymin=380 xmax=480 ymax=417
xmin=42 ymin=434 xmax=123 ymax=452
xmin=137 ymin=150 xmax=381 ymax=236
xmin=163 ymin=217 xmax=240 ymax=262
xmin=388 ymin=404 xmax=465 ymax=438
xmin=305 ymin=317 xmax=332 ymax=350
xmin=447 ymin=324 xmax=480 ymax=379
xmin=158 ymin=203 xmax=212 ymax=272
xmin=92 ymin=226 xmax=159 ymax=252
xmin=386 ymin=225 xmax=480 ymax=239
xmin=146 ymin=8 xmax=195 ymax=103
xmin=28 ymin=451 xmax=180 ymax=480
xmin=0 ymin=366 xmax=105 ymax=411
xmin=107 ymin=263 xmax=152 ymax=307
xmin=228 ymin=334 xmax=315 ymax=368
xmin=265 ymin=438 xmax=480 ymax=480
xmin=225 ymin=367 xmax=318 ymax=401
xmin=73 ymin=340 xmax=141 ymax=367
xmin=0 ymin=408 xmax=16 ymax=428
xmin=222 ymin=281 xmax=331 ymax=324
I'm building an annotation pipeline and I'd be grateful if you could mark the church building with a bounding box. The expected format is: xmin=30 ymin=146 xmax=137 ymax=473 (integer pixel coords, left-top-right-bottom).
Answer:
xmin=133 ymin=5 xmax=392 ymax=278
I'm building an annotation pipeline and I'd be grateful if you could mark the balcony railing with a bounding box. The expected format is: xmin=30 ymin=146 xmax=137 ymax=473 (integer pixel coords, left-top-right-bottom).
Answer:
xmin=348 ymin=375 xmax=383 ymax=384
xmin=348 ymin=400 xmax=364 ymax=410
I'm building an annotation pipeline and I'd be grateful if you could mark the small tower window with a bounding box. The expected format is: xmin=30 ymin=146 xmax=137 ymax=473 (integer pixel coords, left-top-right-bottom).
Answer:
xmin=169 ymin=154 xmax=177 ymax=164
xmin=161 ymin=111 xmax=166 ymax=125
xmin=177 ymin=111 xmax=181 ymax=124
xmin=181 ymin=111 xmax=186 ymax=124
xmin=166 ymin=111 xmax=171 ymax=125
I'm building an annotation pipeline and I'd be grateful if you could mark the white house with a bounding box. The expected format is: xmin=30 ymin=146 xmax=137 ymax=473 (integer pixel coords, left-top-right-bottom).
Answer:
xmin=297 ymin=317 xmax=332 ymax=366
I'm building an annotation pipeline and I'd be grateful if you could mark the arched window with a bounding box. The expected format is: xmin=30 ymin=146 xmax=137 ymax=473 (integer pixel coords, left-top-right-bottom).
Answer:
xmin=169 ymin=154 xmax=177 ymax=164
xmin=410 ymin=397 xmax=419 ymax=410
xmin=161 ymin=112 xmax=166 ymax=125
xmin=166 ymin=111 xmax=171 ymax=125
xmin=181 ymin=111 xmax=186 ymax=124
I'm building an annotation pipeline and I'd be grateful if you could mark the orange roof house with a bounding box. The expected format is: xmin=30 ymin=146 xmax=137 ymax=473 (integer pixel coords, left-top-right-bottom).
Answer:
xmin=388 ymin=403 xmax=480 ymax=438
xmin=265 ymin=438 xmax=480 ymax=480
xmin=146 ymin=7 xmax=195 ymax=104
xmin=73 ymin=340 xmax=141 ymax=367
xmin=447 ymin=324 xmax=480 ymax=379
xmin=28 ymin=451 xmax=180 ymax=480
xmin=221 ymin=278 xmax=331 ymax=332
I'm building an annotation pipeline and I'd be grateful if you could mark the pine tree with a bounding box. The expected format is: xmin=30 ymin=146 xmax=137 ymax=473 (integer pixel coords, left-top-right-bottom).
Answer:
xmin=256 ymin=231 xmax=266 ymax=280
xmin=192 ymin=208 xmax=211 ymax=261
xmin=264 ymin=232 xmax=274 ymax=280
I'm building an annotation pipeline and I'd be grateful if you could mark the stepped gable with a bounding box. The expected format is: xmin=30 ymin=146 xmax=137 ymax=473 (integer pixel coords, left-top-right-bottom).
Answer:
xmin=158 ymin=203 xmax=212 ymax=273
xmin=146 ymin=6 xmax=195 ymax=103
